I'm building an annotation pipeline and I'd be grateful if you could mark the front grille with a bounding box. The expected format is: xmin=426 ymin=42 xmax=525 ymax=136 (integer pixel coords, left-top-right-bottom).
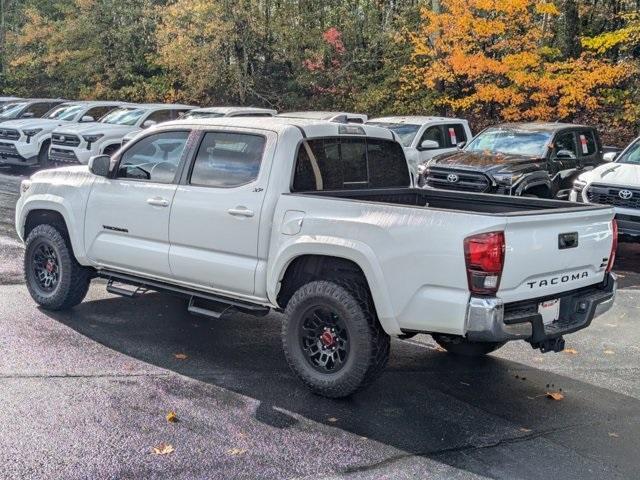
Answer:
xmin=0 ymin=128 xmax=20 ymax=141
xmin=425 ymin=168 xmax=491 ymax=193
xmin=49 ymin=148 xmax=79 ymax=164
xmin=51 ymin=133 xmax=80 ymax=147
xmin=586 ymin=183 xmax=640 ymax=210
xmin=0 ymin=142 xmax=20 ymax=159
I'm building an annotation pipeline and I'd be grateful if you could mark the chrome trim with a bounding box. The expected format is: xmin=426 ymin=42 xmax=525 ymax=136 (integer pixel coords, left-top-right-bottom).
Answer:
xmin=465 ymin=297 xmax=532 ymax=342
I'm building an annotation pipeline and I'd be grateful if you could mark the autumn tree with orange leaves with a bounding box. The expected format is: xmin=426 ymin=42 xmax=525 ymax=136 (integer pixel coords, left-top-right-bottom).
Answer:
xmin=402 ymin=0 xmax=634 ymax=127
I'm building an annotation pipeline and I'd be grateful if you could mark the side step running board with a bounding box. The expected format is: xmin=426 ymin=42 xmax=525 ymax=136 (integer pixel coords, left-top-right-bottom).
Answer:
xmin=99 ymin=270 xmax=270 ymax=318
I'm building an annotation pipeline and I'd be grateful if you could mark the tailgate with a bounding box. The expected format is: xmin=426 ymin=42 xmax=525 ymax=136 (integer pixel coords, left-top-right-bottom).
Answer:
xmin=499 ymin=207 xmax=615 ymax=303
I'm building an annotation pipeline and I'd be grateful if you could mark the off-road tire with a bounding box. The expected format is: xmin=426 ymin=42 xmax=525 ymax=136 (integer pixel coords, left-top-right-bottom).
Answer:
xmin=24 ymin=224 xmax=91 ymax=310
xmin=38 ymin=140 xmax=50 ymax=168
xmin=282 ymin=280 xmax=390 ymax=398
xmin=433 ymin=334 xmax=505 ymax=357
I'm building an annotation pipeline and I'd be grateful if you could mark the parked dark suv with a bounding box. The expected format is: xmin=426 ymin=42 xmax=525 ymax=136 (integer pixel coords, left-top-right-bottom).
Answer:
xmin=421 ymin=122 xmax=610 ymax=199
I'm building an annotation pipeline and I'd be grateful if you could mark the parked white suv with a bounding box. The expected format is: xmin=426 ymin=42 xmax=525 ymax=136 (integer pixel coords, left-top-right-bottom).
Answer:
xmin=48 ymin=103 xmax=194 ymax=164
xmin=121 ymin=106 xmax=277 ymax=146
xmin=571 ymin=136 xmax=640 ymax=240
xmin=366 ymin=116 xmax=472 ymax=177
xmin=16 ymin=117 xmax=617 ymax=398
xmin=0 ymin=101 xmax=125 ymax=168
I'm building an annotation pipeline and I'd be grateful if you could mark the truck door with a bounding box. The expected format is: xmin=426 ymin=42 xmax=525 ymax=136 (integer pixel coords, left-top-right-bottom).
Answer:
xmin=549 ymin=130 xmax=580 ymax=190
xmin=84 ymin=130 xmax=192 ymax=277
xmin=168 ymin=129 xmax=274 ymax=296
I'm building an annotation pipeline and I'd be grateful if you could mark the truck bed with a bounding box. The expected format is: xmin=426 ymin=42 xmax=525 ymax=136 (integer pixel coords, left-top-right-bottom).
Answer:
xmin=302 ymin=187 xmax=609 ymax=216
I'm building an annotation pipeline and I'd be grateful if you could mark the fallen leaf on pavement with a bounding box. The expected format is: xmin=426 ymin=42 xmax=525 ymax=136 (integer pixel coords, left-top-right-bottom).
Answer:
xmin=564 ymin=348 xmax=578 ymax=355
xmin=174 ymin=353 xmax=188 ymax=360
xmin=152 ymin=442 xmax=175 ymax=455
xmin=226 ymin=448 xmax=247 ymax=456
xmin=604 ymin=350 xmax=615 ymax=355
xmin=327 ymin=417 xmax=338 ymax=423
xmin=166 ymin=411 xmax=178 ymax=423
xmin=519 ymin=427 xmax=532 ymax=433
xmin=609 ymin=432 xmax=619 ymax=438
xmin=546 ymin=391 xmax=564 ymax=401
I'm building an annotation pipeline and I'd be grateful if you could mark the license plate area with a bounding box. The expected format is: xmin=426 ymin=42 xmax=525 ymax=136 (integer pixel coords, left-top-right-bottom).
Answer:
xmin=538 ymin=299 xmax=560 ymax=325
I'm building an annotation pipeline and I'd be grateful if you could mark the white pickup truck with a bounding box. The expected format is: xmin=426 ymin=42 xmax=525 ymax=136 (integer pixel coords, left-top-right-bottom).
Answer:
xmin=366 ymin=116 xmax=472 ymax=176
xmin=16 ymin=117 xmax=617 ymax=398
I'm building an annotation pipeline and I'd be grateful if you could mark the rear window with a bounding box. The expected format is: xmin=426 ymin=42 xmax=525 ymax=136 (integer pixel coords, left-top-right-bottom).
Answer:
xmin=292 ymin=137 xmax=409 ymax=192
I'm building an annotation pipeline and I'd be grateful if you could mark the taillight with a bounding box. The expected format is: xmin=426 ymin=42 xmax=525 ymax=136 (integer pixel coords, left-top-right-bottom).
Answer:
xmin=606 ymin=219 xmax=618 ymax=272
xmin=464 ymin=231 xmax=505 ymax=295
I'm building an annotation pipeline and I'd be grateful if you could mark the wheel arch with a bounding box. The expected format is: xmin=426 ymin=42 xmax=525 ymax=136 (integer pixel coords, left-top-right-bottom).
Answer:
xmin=269 ymin=242 xmax=400 ymax=335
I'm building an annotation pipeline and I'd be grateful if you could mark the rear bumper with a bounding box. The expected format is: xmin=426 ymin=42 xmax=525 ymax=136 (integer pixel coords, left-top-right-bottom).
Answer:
xmin=465 ymin=273 xmax=616 ymax=343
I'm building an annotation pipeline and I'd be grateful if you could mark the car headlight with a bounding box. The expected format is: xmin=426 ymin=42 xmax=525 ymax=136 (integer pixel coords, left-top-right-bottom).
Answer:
xmin=573 ymin=179 xmax=587 ymax=192
xmin=493 ymin=173 xmax=523 ymax=185
xmin=20 ymin=179 xmax=32 ymax=195
xmin=82 ymin=134 xmax=104 ymax=143
xmin=22 ymin=128 xmax=42 ymax=137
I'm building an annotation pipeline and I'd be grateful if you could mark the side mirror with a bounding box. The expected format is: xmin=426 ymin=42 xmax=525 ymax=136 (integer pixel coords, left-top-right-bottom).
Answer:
xmin=419 ymin=139 xmax=440 ymax=150
xmin=88 ymin=155 xmax=111 ymax=177
xmin=21 ymin=112 xmax=34 ymax=118
xmin=603 ymin=151 xmax=618 ymax=162
xmin=142 ymin=120 xmax=157 ymax=129
xmin=555 ymin=149 xmax=575 ymax=159
xmin=457 ymin=141 xmax=467 ymax=149
xmin=80 ymin=115 xmax=94 ymax=123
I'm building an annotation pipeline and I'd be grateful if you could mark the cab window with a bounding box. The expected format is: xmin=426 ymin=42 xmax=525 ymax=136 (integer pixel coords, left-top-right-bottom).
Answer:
xmin=189 ymin=132 xmax=266 ymax=188
xmin=418 ymin=126 xmax=444 ymax=149
xmin=117 ymin=131 xmax=190 ymax=183
xmin=444 ymin=124 xmax=467 ymax=147
xmin=577 ymin=130 xmax=597 ymax=156
xmin=552 ymin=131 xmax=578 ymax=159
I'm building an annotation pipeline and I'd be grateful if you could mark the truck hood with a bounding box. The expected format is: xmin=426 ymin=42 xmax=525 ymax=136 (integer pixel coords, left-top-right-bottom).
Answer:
xmin=1 ymin=118 xmax=71 ymax=131
xmin=52 ymin=122 xmax=137 ymax=136
xmin=429 ymin=150 xmax=545 ymax=174
xmin=31 ymin=165 xmax=91 ymax=182
xmin=578 ymin=162 xmax=640 ymax=187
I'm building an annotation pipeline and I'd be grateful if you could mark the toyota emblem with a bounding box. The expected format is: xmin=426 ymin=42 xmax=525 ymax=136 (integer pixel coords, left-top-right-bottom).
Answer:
xmin=619 ymin=189 xmax=633 ymax=200
xmin=447 ymin=173 xmax=459 ymax=183
xmin=59 ymin=135 xmax=66 ymax=141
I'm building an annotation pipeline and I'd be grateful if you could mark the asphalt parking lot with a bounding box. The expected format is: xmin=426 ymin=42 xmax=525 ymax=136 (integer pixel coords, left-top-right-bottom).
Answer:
xmin=1 ymin=167 xmax=639 ymax=479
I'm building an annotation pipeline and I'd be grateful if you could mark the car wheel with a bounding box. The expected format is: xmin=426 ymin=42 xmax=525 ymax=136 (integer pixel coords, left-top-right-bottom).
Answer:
xmin=24 ymin=224 xmax=91 ymax=310
xmin=38 ymin=141 xmax=50 ymax=168
xmin=282 ymin=280 xmax=390 ymax=398
xmin=433 ymin=334 xmax=505 ymax=357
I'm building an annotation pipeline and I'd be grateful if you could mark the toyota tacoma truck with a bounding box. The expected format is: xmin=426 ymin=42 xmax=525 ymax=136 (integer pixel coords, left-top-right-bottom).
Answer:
xmin=571 ymin=136 xmax=640 ymax=241
xmin=0 ymin=101 xmax=126 ymax=169
xmin=366 ymin=116 xmax=472 ymax=178
xmin=48 ymin=103 xmax=195 ymax=164
xmin=421 ymin=122 xmax=610 ymax=199
xmin=16 ymin=117 xmax=617 ymax=398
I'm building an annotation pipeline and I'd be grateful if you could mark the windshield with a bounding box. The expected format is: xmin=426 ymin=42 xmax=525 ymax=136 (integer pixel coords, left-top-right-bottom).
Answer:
xmin=44 ymin=104 xmax=85 ymax=121
xmin=101 ymin=108 xmax=146 ymax=126
xmin=0 ymin=102 xmax=26 ymax=119
xmin=366 ymin=122 xmax=421 ymax=147
xmin=466 ymin=128 xmax=552 ymax=156
xmin=183 ymin=111 xmax=224 ymax=119
xmin=616 ymin=139 xmax=640 ymax=165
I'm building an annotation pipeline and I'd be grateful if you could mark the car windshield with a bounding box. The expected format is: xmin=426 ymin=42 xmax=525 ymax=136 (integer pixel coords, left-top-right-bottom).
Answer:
xmin=101 ymin=108 xmax=146 ymax=126
xmin=466 ymin=128 xmax=552 ymax=156
xmin=616 ymin=139 xmax=640 ymax=165
xmin=0 ymin=102 xmax=26 ymax=119
xmin=183 ymin=111 xmax=224 ymax=119
xmin=366 ymin=122 xmax=421 ymax=147
xmin=44 ymin=104 xmax=85 ymax=121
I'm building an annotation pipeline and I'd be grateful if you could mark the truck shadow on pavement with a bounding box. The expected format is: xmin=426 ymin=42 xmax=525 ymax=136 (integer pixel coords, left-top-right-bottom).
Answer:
xmin=46 ymin=292 xmax=639 ymax=479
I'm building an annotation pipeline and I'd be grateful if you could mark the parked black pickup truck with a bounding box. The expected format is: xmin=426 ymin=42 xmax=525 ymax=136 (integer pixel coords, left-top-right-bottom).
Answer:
xmin=420 ymin=122 xmax=615 ymax=199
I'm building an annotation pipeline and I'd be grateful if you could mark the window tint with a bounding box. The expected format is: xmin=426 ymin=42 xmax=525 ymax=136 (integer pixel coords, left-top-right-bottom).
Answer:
xmin=577 ymin=131 xmax=597 ymax=156
xmin=292 ymin=137 xmax=409 ymax=191
xmin=190 ymin=132 xmax=265 ymax=188
xmin=232 ymin=112 xmax=273 ymax=117
xmin=419 ymin=126 xmax=444 ymax=149
xmin=118 ymin=131 xmax=189 ymax=183
xmin=444 ymin=124 xmax=467 ymax=147
xmin=84 ymin=106 xmax=116 ymax=121
xmin=145 ymin=109 xmax=174 ymax=125
xmin=23 ymin=102 xmax=52 ymax=118
xmin=552 ymin=132 xmax=577 ymax=159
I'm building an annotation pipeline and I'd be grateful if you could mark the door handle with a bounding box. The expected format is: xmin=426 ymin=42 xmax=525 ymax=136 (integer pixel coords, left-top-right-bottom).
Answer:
xmin=227 ymin=207 xmax=254 ymax=218
xmin=147 ymin=197 xmax=170 ymax=207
